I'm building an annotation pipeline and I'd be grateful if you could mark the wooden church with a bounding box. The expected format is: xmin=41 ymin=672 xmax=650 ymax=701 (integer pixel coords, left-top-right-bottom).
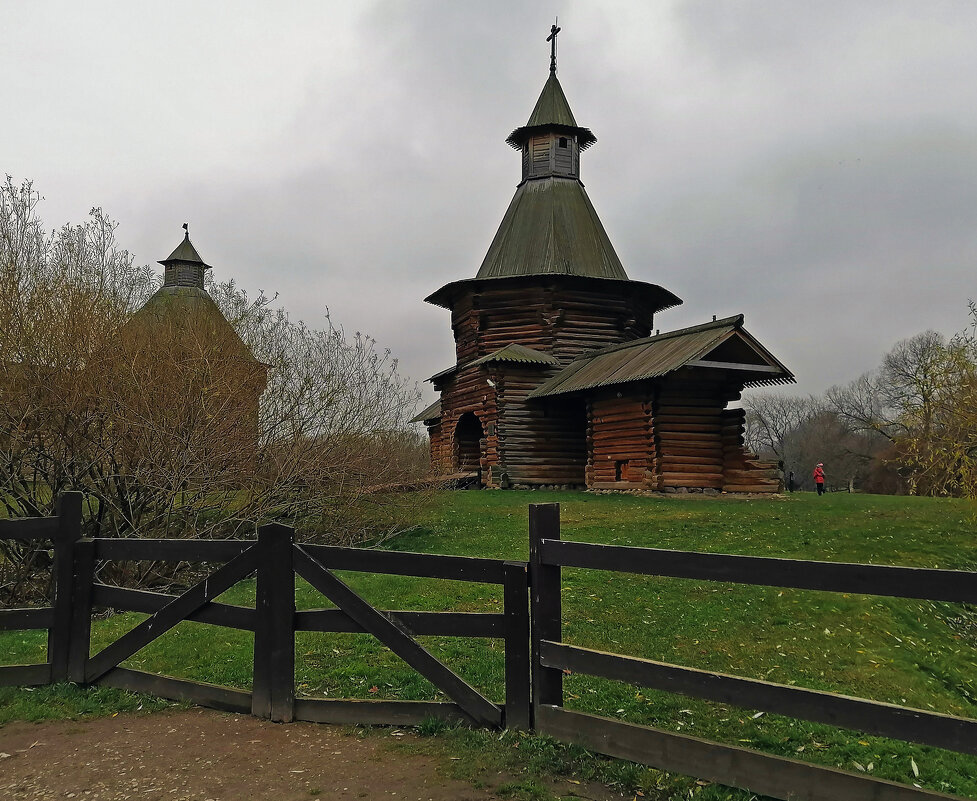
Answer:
xmin=413 ymin=32 xmax=794 ymax=493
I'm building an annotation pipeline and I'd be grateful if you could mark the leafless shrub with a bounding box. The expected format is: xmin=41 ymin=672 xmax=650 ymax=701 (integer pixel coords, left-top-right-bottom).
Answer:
xmin=1 ymin=177 xmax=429 ymax=600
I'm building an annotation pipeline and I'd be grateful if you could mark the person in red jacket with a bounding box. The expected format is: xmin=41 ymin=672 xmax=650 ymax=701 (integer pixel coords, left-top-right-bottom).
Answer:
xmin=813 ymin=463 xmax=825 ymax=495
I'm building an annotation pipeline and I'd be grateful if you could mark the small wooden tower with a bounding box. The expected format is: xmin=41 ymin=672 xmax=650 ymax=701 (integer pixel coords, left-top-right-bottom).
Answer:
xmin=416 ymin=31 xmax=793 ymax=493
xmin=127 ymin=228 xmax=268 ymax=446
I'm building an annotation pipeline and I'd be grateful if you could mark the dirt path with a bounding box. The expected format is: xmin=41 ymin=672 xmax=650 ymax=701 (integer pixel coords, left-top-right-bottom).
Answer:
xmin=0 ymin=709 xmax=518 ymax=800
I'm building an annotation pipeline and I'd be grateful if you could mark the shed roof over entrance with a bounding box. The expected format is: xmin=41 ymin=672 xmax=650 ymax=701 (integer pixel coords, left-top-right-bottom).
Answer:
xmin=529 ymin=315 xmax=795 ymax=398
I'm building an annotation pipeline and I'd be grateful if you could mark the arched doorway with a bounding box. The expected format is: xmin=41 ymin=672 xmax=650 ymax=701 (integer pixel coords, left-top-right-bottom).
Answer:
xmin=454 ymin=412 xmax=484 ymax=473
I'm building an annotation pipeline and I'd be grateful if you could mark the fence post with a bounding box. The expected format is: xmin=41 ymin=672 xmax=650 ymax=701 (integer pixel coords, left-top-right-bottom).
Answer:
xmin=49 ymin=492 xmax=83 ymax=682
xmin=252 ymin=523 xmax=295 ymax=723
xmin=67 ymin=537 xmax=95 ymax=684
xmin=503 ymin=560 xmax=531 ymax=730
xmin=529 ymin=503 xmax=562 ymax=729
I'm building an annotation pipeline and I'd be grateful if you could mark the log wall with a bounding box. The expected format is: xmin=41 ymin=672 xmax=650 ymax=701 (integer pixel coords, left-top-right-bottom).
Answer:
xmin=427 ymin=420 xmax=450 ymax=472
xmin=433 ymin=281 xmax=782 ymax=494
xmin=432 ymin=365 xmax=501 ymax=487
xmin=586 ymin=393 xmax=655 ymax=490
xmin=496 ymin=366 xmax=586 ymax=487
xmin=652 ymin=383 xmax=725 ymax=491
xmin=450 ymin=282 xmax=657 ymax=367
xmin=577 ymin=377 xmax=782 ymax=494
xmin=720 ymin=408 xmax=782 ymax=493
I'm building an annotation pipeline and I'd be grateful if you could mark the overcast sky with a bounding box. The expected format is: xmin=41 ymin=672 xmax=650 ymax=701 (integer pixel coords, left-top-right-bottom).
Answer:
xmin=5 ymin=1 xmax=977 ymax=406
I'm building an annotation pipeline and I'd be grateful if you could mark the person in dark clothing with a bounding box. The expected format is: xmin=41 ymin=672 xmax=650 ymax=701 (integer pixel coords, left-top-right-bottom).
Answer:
xmin=813 ymin=463 xmax=825 ymax=495
xmin=787 ymin=471 xmax=795 ymax=492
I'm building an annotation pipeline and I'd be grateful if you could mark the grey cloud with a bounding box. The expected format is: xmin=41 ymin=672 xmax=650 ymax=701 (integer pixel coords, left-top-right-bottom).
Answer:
xmin=6 ymin=0 xmax=977 ymax=406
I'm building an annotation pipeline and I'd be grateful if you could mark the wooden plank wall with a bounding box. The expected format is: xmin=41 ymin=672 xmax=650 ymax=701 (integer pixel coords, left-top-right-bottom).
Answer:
xmin=450 ymin=285 xmax=656 ymax=368
xmin=586 ymin=394 xmax=654 ymax=489
xmin=654 ymin=381 xmax=728 ymax=491
xmin=497 ymin=368 xmax=586 ymax=487
xmin=434 ymin=367 xmax=500 ymax=487
xmin=721 ymin=408 xmax=782 ymax=493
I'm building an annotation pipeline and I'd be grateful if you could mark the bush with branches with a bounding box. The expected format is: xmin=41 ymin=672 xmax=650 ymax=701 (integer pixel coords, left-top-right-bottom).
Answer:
xmin=0 ymin=177 xmax=429 ymax=601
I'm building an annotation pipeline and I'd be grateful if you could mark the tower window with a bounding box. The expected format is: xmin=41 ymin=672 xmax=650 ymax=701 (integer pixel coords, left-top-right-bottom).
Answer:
xmin=559 ymin=137 xmax=568 ymax=148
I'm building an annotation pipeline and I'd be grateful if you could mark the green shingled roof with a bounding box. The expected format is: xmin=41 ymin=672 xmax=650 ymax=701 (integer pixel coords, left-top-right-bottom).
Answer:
xmin=410 ymin=399 xmax=441 ymax=423
xmin=475 ymin=177 xmax=628 ymax=280
xmin=159 ymin=232 xmax=210 ymax=268
xmin=506 ymin=72 xmax=596 ymax=150
xmin=470 ymin=343 xmax=560 ymax=367
xmin=131 ymin=286 xmax=257 ymax=363
xmin=529 ymin=315 xmax=795 ymax=398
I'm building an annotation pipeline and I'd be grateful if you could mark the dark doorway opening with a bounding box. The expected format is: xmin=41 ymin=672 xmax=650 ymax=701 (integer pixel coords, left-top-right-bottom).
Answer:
xmin=454 ymin=412 xmax=484 ymax=474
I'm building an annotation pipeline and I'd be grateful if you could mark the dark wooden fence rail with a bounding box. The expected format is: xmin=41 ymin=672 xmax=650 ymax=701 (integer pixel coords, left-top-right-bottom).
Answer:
xmin=0 ymin=492 xmax=82 ymax=687
xmin=289 ymin=540 xmax=529 ymax=729
xmin=528 ymin=501 xmax=977 ymax=801
xmin=2 ymin=497 xmax=530 ymax=730
xmin=4 ymin=497 xmax=974 ymax=799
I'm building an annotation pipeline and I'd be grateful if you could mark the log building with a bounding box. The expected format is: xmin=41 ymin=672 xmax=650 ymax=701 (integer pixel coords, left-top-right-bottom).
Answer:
xmin=414 ymin=39 xmax=794 ymax=493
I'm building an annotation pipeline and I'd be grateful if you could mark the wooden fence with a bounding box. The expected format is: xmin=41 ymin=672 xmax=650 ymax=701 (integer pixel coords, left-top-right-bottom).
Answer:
xmin=0 ymin=498 xmax=530 ymax=728
xmin=2 ymin=495 xmax=976 ymax=800
xmin=528 ymin=502 xmax=977 ymax=801
xmin=0 ymin=493 xmax=81 ymax=687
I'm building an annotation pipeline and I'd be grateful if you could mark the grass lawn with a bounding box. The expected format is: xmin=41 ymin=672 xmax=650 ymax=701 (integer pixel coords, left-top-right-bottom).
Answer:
xmin=3 ymin=490 xmax=977 ymax=799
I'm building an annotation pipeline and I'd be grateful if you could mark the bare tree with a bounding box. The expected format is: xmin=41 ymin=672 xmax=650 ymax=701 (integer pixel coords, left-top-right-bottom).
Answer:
xmin=826 ymin=324 xmax=977 ymax=496
xmin=1 ymin=177 xmax=429 ymax=601
xmin=743 ymin=393 xmax=821 ymax=459
xmin=826 ymin=331 xmax=950 ymax=442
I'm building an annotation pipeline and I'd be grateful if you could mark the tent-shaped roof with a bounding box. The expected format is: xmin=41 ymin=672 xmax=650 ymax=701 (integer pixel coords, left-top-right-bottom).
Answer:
xmin=131 ymin=286 xmax=259 ymax=365
xmin=159 ymin=232 xmax=211 ymax=268
xmin=529 ymin=315 xmax=794 ymax=398
xmin=475 ymin=177 xmax=628 ymax=280
xmin=506 ymin=72 xmax=596 ymax=150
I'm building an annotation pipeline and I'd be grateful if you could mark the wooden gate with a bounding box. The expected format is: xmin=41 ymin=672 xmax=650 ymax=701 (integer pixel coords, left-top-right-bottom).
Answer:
xmin=287 ymin=535 xmax=525 ymax=728
xmin=75 ymin=533 xmax=262 ymax=713
xmin=8 ymin=513 xmax=529 ymax=729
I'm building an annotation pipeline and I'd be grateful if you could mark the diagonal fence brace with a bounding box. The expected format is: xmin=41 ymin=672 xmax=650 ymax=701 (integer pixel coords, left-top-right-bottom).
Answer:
xmin=292 ymin=544 xmax=502 ymax=729
xmin=85 ymin=544 xmax=262 ymax=684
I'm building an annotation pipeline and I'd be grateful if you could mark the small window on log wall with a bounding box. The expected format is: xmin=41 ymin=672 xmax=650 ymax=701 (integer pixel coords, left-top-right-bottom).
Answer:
xmin=615 ymin=460 xmax=629 ymax=482
xmin=559 ymin=137 xmax=568 ymax=148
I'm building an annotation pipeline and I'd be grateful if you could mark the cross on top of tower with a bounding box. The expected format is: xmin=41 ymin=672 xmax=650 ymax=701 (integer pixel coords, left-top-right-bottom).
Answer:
xmin=546 ymin=20 xmax=561 ymax=73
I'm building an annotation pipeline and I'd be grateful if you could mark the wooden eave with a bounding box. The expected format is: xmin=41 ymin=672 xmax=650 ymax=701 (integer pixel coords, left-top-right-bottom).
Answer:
xmin=425 ymin=274 xmax=681 ymax=314
xmin=409 ymin=399 xmax=442 ymax=424
xmin=470 ymin=343 xmax=560 ymax=367
xmin=427 ymin=343 xmax=558 ymax=385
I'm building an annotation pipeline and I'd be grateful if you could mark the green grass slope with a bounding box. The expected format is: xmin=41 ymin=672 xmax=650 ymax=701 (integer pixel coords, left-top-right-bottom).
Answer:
xmin=2 ymin=491 xmax=977 ymax=799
